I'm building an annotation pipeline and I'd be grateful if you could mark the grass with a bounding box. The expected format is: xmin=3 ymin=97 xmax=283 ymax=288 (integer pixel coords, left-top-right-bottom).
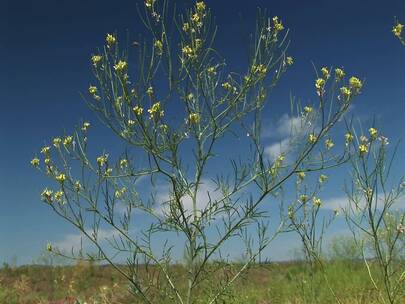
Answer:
xmin=0 ymin=260 xmax=404 ymax=304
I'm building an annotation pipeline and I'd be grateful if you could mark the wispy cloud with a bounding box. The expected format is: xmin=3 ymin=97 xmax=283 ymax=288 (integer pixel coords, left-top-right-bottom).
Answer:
xmin=263 ymin=114 xmax=310 ymax=161
xmin=154 ymin=178 xmax=223 ymax=217
xmin=53 ymin=228 xmax=119 ymax=252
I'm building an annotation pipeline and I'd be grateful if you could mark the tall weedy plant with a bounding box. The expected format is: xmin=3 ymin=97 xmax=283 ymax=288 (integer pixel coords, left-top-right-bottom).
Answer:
xmin=31 ymin=1 xmax=363 ymax=303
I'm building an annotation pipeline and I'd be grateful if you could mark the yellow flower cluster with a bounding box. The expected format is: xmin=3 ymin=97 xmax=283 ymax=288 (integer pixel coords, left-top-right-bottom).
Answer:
xmin=106 ymin=34 xmax=116 ymax=46
xmin=345 ymin=132 xmax=354 ymax=144
xmin=88 ymin=85 xmax=101 ymax=101
xmin=325 ymin=138 xmax=334 ymax=150
xmin=298 ymin=171 xmax=306 ymax=180
xmin=299 ymin=194 xmax=309 ymax=203
xmin=319 ymin=174 xmax=328 ymax=183
xmin=55 ymin=173 xmax=66 ymax=183
xmin=359 ymin=143 xmax=369 ymax=156
xmin=369 ymin=127 xmax=378 ymax=140
xmin=31 ymin=157 xmax=40 ymax=167
xmin=154 ymin=40 xmax=163 ymax=55
xmin=222 ymin=82 xmax=232 ymax=91
xmin=392 ymin=23 xmax=404 ymax=38
xmin=114 ymin=60 xmax=127 ymax=72
xmin=321 ymin=67 xmax=330 ymax=79
xmin=148 ymin=102 xmax=164 ymax=118
xmin=335 ymin=68 xmax=345 ymax=80
xmin=349 ymin=76 xmax=362 ymax=91
xmin=120 ymin=159 xmax=128 ymax=168
xmin=41 ymin=188 xmax=53 ymax=204
xmin=308 ymin=133 xmax=317 ymax=144
xmin=114 ymin=187 xmax=127 ymax=199
xmin=63 ymin=136 xmax=73 ymax=147
xmin=97 ymin=154 xmax=108 ymax=167
xmin=286 ymin=56 xmax=294 ymax=66
xmin=41 ymin=146 xmax=50 ymax=154
xmin=53 ymin=137 xmax=62 ymax=148
xmin=54 ymin=190 xmax=63 ymax=202
xmin=313 ymin=197 xmax=322 ymax=207
xmin=91 ymin=55 xmax=102 ymax=67
xmin=303 ymin=106 xmax=313 ymax=115
xmin=145 ymin=0 xmax=154 ymax=9
xmin=273 ymin=16 xmax=284 ymax=32
xmin=340 ymin=86 xmax=351 ymax=100
xmin=315 ymin=78 xmax=325 ymax=92
xmin=133 ymin=105 xmax=144 ymax=116
xmin=182 ymin=45 xmax=194 ymax=59
xmin=81 ymin=122 xmax=90 ymax=132
xmin=188 ymin=113 xmax=200 ymax=124
xmin=252 ymin=64 xmax=267 ymax=77
xmin=196 ymin=1 xmax=206 ymax=12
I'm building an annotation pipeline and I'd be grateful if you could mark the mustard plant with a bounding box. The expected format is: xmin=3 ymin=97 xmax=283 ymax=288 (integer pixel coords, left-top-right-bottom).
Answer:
xmin=32 ymin=1 xmax=362 ymax=303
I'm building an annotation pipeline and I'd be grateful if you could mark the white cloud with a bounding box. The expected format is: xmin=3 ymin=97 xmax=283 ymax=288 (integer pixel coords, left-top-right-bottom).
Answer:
xmin=263 ymin=114 xmax=311 ymax=161
xmin=53 ymin=228 xmax=119 ymax=252
xmin=155 ymin=178 xmax=223 ymax=217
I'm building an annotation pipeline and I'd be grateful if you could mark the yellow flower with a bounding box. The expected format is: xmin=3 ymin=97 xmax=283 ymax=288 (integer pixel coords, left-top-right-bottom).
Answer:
xmin=46 ymin=243 xmax=53 ymax=252
xmin=120 ymin=159 xmax=128 ymax=168
xmin=191 ymin=13 xmax=200 ymax=23
xmin=53 ymin=137 xmax=62 ymax=148
xmin=106 ymin=34 xmax=116 ymax=46
xmin=97 ymin=154 xmax=108 ymax=167
xmin=349 ymin=76 xmax=362 ymax=91
xmin=286 ymin=56 xmax=294 ymax=66
xmin=55 ymin=173 xmax=66 ymax=183
xmin=369 ymin=127 xmax=378 ymax=140
xmin=325 ymin=138 xmax=334 ymax=150
xmin=105 ymin=168 xmax=113 ymax=176
xmin=299 ymin=194 xmax=309 ymax=203
xmin=392 ymin=23 xmax=404 ymax=37
xmin=313 ymin=197 xmax=322 ymax=207
xmin=182 ymin=22 xmax=190 ymax=32
xmin=315 ymin=78 xmax=325 ymax=91
xmin=127 ymin=119 xmax=135 ymax=126
xmin=222 ymin=82 xmax=232 ymax=91
xmin=146 ymin=86 xmax=154 ymax=96
xmin=297 ymin=171 xmax=306 ymax=180
xmin=273 ymin=16 xmax=284 ymax=32
xmin=145 ymin=0 xmax=154 ymax=8
xmin=148 ymin=102 xmax=164 ymax=118
xmin=345 ymin=132 xmax=354 ymax=144
xmin=321 ymin=67 xmax=330 ymax=79
xmin=91 ymin=55 xmax=102 ymax=66
xmin=303 ymin=106 xmax=313 ymax=115
xmin=44 ymin=158 xmax=51 ymax=165
xmin=89 ymin=86 xmax=97 ymax=95
xmin=81 ymin=122 xmax=90 ymax=132
xmin=41 ymin=188 xmax=53 ymax=203
xmin=182 ymin=45 xmax=194 ymax=58
xmin=196 ymin=1 xmax=206 ymax=12
xmin=41 ymin=146 xmax=50 ymax=154
xmin=308 ymin=133 xmax=317 ymax=144
xmin=319 ymin=174 xmax=328 ymax=183
xmin=207 ymin=66 xmax=216 ymax=75
xmin=359 ymin=143 xmax=369 ymax=156
xmin=340 ymin=86 xmax=351 ymax=99
xmin=114 ymin=60 xmax=127 ymax=72
xmin=188 ymin=113 xmax=200 ymax=124
xmin=154 ymin=40 xmax=163 ymax=55
xmin=31 ymin=158 xmax=40 ymax=167
xmin=253 ymin=64 xmax=267 ymax=75
xmin=63 ymin=136 xmax=73 ymax=147
xmin=133 ymin=106 xmax=144 ymax=115
xmin=335 ymin=68 xmax=345 ymax=80
xmin=54 ymin=190 xmax=63 ymax=202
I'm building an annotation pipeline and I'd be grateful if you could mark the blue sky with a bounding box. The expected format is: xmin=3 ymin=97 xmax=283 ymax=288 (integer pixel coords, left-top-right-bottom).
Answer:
xmin=1 ymin=0 xmax=405 ymax=265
